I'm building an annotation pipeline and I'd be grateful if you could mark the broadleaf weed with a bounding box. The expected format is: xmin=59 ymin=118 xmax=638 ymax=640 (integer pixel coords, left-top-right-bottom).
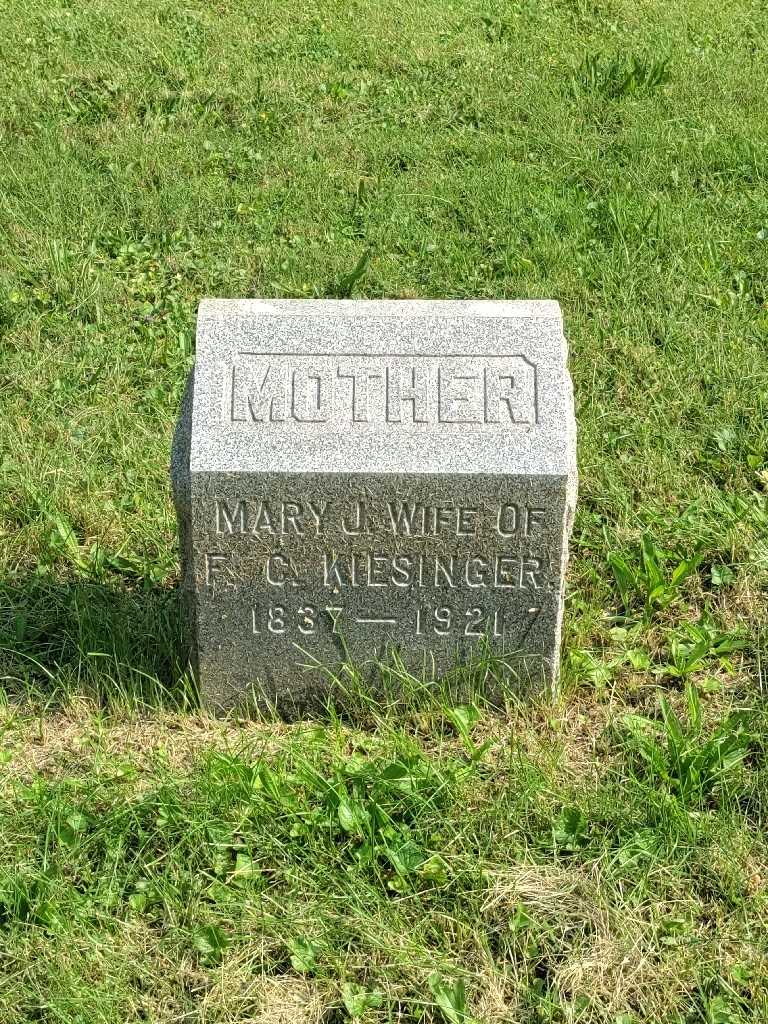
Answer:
xmin=619 ymin=681 xmax=753 ymax=805
xmin=573 ymin=52 xmax=671 ymax=98
xmin=608 ymin=533 xmax=703 ymax=623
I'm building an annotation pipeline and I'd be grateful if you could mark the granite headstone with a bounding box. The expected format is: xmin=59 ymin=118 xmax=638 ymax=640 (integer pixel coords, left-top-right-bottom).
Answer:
xmin=172 ymin=299 xmax=577 ymax=712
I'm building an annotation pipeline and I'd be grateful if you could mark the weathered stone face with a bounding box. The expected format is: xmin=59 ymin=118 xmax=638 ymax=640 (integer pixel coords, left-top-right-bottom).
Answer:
xmin=172 ymin=300 xmax=577 ymax=712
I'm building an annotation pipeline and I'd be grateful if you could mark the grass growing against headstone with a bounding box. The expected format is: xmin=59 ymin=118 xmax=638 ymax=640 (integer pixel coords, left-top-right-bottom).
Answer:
xmin=0 ymin=0 xmax=767 ymax=1020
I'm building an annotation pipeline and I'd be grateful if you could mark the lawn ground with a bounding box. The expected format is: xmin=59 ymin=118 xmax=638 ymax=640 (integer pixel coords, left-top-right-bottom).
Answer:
xmin=1 ymin=0 xmax=767 ymax=1021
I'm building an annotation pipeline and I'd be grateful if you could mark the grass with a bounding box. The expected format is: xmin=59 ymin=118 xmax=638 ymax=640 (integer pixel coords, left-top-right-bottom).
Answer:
xmin=1 ymin=691 xmax=766 ymax=1022
xmin=0 ymin=0 xmax=767 ymax=1019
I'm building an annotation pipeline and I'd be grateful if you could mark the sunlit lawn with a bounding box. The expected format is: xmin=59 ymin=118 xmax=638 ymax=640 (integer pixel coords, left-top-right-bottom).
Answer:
xmin=1 ymin=0 xmax=767 ymax=1020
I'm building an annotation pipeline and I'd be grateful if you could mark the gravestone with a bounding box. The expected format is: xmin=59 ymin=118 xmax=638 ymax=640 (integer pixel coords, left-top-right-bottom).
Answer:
xmin=172 ymin=299 xmax=577 ymax=712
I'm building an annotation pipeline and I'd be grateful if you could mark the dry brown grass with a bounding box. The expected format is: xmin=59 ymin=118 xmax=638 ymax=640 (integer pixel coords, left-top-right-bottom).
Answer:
xmin=0 ymin=701 xmax=298 ymax=786
xmin=480 ymin=863 xmax=698 ymax=1022
xmin=199 ymin=973 xmax=328 ymax=1024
